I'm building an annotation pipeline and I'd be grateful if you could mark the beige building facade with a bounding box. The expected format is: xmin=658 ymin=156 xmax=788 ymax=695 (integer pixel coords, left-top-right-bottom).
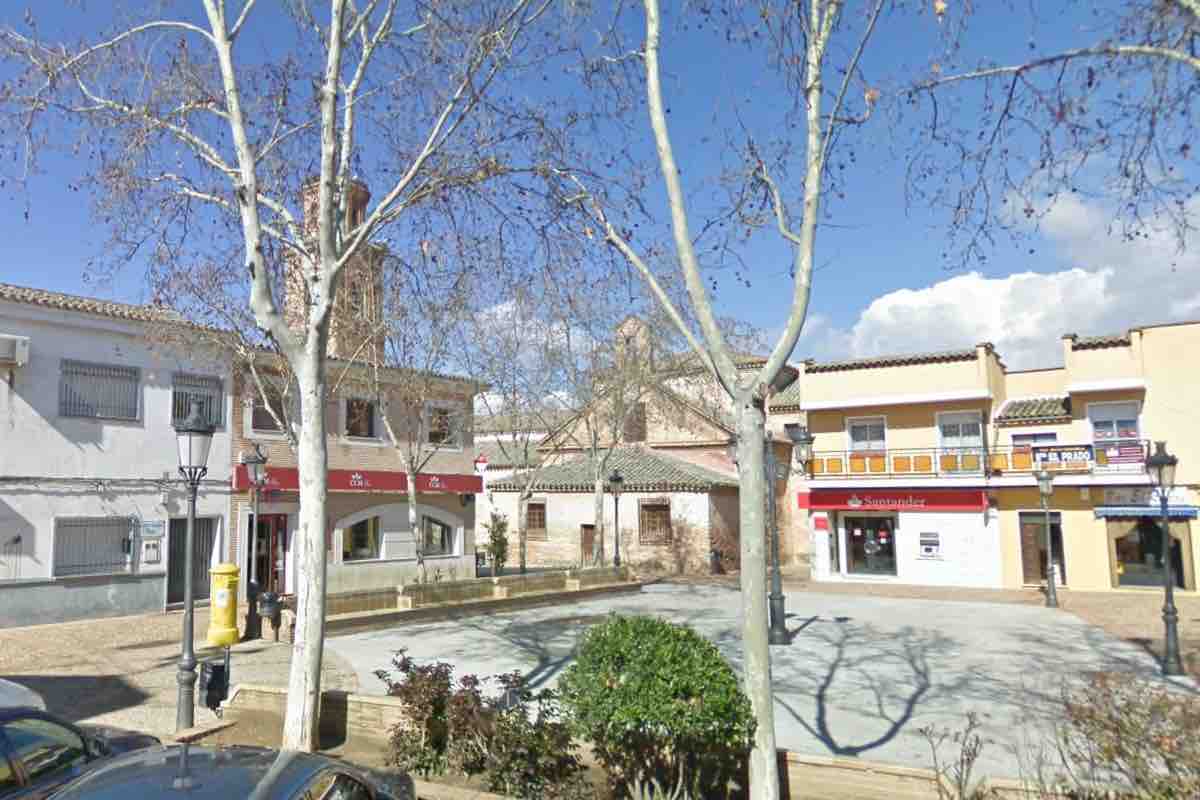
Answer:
xmin=783 ymin=322 xmax=1199 ymax=594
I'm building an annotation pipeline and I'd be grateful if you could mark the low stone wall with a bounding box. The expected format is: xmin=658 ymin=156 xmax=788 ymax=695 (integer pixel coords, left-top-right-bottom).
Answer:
xmin=220 ymin=683 xmax=414 ymax=753
xmin=567 ymin=566 xmax=629 ymax=590
xmin=326 ymin=589 xmax=400 ymax=617
xmin=492 ymin=571 xmax=568 ymax=597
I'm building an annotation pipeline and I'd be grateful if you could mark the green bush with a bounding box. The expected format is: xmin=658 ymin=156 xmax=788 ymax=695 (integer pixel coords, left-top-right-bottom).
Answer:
xmin=375 ymin=650 xmax=588 ymax=799
xmin=483 ymin=510 xmax=510 ymax=575
xmin=557 ymin=614 xmax=755 ymax=798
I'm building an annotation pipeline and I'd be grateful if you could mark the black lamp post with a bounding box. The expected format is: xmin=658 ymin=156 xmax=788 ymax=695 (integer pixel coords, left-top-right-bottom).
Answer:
xmin=608 ymin=469 xmax=624 ymax=568
xmin=174 ymin=400 xmax=214 ymax=732
xmin=1036 ymin=468 xmax=1058 ymax=609
xmin=243 ymin=444 xmax=268 ymax=641
xmin=1146 ymin=441 xmax=1185 ymax=677
xmin=773 ymin=424 xmax=815 ymax=646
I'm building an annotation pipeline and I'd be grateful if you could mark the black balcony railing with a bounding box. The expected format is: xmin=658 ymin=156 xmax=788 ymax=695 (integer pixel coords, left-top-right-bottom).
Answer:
xmin=806 ymin=440 xmax=1149 ymax=480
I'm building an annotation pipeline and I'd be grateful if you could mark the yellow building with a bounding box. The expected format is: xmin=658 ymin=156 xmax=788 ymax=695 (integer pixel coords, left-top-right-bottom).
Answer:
xmin=782 ymin=322 xmax=1199 ymax=594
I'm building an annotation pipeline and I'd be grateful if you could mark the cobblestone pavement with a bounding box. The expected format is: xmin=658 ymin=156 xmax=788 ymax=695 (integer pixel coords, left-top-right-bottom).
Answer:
xmin=0 ymin=608 xmax=357 ymax=737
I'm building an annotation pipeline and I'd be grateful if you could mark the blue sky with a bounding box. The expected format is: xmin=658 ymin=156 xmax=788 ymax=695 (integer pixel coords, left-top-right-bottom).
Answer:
xmin=3 ymin=1 xmax=1197 ymax=370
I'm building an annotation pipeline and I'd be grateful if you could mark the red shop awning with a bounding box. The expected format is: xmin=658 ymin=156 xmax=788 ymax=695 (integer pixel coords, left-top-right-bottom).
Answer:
xmin=798 ymin=488 xmax=987 ymax=512
xmin=233 ymin=465 xmax=482 ymax=494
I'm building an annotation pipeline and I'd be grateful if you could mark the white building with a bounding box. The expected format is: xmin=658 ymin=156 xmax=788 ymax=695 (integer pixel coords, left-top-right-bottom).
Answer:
xmin=0 ymin=283 xmax=233 ymax=627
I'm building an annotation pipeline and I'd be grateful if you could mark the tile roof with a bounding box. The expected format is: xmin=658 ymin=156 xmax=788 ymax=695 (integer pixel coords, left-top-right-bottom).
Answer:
xmin=772 ymin=370 xmax=805 ymax=410
xmin=995 ymin=396 xmax=1071 ymax=424
xmin=1068 ymin=332 xmax=1131 ymax=350
xmin=0 ymin=281 xmax=180 ymax=323
xmin=805 ymin=348 xmax=978 ymax=373
xmin=488 ymin=445 xmax=737 ymax=493
xmin=476 ymin=441 xmax=542 ymax=470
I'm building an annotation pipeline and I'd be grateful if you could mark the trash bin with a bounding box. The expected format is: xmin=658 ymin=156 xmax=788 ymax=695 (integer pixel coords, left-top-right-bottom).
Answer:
xmin=207 ymin=563 xmax=240 ymax=648
xmin=197 ymin=659 xmax=229 ymax=712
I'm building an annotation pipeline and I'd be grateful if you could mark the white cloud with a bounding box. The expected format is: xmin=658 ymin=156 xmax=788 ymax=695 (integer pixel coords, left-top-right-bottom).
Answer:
xmin=810 ymin=195 xmax=1200 ymax=369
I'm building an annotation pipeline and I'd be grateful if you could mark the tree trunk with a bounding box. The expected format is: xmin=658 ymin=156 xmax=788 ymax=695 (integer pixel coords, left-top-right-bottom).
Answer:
xmin=592 ymin=473 xmax=606 ymax=566
xmin=518 ymin=486 xmax=528 ymax=574
xmin=736 ymin=397 xmax=780 ymax=799
xmin=407 ymin=468 xmax=424 ymax=582
xmin=281 ymin=346 xmax=330 ymax=752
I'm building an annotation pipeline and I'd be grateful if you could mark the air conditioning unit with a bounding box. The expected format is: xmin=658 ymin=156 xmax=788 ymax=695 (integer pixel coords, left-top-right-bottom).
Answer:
xmin=0 ymin=335 xmax=30 ymax=367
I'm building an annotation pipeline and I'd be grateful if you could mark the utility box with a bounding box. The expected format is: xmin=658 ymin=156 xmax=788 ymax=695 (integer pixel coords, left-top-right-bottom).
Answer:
xmin=207 ymin=563 xmax=240 ymax=647
xmin=198 ymin=660 xmax=228 ymax=712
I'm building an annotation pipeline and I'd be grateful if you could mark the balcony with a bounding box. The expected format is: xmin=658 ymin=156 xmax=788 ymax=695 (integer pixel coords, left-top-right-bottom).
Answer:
xmin=807 ymin=441 xmax=1149 ymax=480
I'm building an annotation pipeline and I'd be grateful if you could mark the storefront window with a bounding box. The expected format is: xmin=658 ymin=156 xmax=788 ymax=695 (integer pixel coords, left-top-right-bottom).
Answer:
xmin=343 ymin=517 xmax=381 ymax=561
xmin=422 ymin=517 xmax=455 ymax=556
xmin=1111 ymin=518 xmax=1183 ymax=588
xmin=844 ymin=516 xmax=897 ymax=576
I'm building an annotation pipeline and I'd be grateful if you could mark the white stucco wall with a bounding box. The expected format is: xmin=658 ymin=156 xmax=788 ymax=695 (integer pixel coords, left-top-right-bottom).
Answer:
xmin=0 ymin=300 xmax=234 ymax=610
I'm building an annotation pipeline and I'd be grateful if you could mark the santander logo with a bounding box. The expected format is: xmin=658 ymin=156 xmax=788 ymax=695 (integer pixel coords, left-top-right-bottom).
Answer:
xmin=848 ymin=493 xmax=927 ymax=509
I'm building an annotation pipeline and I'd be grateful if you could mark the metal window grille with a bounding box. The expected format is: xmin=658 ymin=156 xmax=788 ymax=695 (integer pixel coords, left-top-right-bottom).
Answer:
xmin=172 ymin=373 xmax=224 ymax=427
xmin=428 ymin=406 xmax=455 ymax=445
xmin=53 ymin=517 xmax=133 ymax=578
xmin=251 ymin=391 xmax=284 ymax=432
xmin=59 ymin=360 xmax=140 ymax=420
xmin=638 ymin=503 xmax=672 ymax=545
xmin=346 ymin=398 xmax=376 ymax=438
xmin=525 ymin=503 xmax=547 ymax=541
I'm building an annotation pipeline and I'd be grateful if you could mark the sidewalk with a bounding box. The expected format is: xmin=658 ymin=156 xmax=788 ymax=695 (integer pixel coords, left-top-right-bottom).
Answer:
xmin=0 ymin=608 xmax=357 ymax=736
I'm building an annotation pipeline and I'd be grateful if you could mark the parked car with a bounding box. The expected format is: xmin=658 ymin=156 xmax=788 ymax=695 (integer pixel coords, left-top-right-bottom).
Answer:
xmin=0 ymin=681 xmax=44 ymax=712
xmin=0 ymin=700 xmax=160 ymax=798
xmin=49 ymin=744 xmax=414 ymax=800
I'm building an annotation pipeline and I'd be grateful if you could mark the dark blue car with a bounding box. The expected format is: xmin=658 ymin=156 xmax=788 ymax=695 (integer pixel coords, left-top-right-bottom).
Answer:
xmin=49 ymin=744 xmax=414 ymax=800
xmin=0 ymin=706 xmax=159 ymax=799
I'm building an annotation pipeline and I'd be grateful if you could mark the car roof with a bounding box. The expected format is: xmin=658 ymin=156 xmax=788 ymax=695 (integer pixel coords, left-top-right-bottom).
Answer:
xmin=51 ymin=744 xmax=338 ymax=799
xmin=0 ymin=679 xmax=45 ymax=711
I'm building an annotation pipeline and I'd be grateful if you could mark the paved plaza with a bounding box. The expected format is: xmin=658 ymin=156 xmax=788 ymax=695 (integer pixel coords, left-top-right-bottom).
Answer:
xmin=329 ymin=582 xmax=1194 ymax=780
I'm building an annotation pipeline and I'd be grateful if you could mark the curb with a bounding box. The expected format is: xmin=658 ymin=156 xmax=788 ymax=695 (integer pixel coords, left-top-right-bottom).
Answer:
xmin=325 ymin=581 xmax=646 ymax=637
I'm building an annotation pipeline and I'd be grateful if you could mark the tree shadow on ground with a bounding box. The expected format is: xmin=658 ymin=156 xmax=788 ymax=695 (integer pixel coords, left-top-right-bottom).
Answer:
xmin=5 ymin=675 xmax=150 ymax=723
xmin=767 ymin=617 xmax=968 ymax=758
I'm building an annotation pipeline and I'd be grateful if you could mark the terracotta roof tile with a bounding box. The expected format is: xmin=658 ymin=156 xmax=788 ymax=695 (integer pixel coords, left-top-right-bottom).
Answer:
xmin=995 ymin=396 xmax=1071 ymax=424
xmin=805 ymin=348 xmax=978 ymax=373
xmin=1069 ymin=332 xmax=1131 ymax=350
xmin=0 ymin=281 xmax=179 ymax=323
xmin=488 ymin=445 xmax=737 ymax=493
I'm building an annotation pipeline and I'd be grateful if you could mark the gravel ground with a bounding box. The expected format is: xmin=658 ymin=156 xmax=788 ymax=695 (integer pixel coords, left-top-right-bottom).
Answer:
xmin=0 ymin=606 xmax=357 ymax=737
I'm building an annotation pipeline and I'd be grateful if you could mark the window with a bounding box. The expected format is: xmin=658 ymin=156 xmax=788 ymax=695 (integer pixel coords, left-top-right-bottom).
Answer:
xmin=2 ymin=716 xmax=88 ymax=786
xmin=251 ymin=388 xmax=285 ymax=433
xmin=848 ymin=417 xmax=886 ymax=452
xmin=427 ymin=405 xmax=457 ymax=446
xmin=525 ymin=502 xmax=547 ymax=541
xmin=172 ymin=373 xmax=223 ymax=428
xmin=938 ymin=412 xmax=983 ymax=450
xmin=59 ymin=360 xmax=140 ymax=420
xmin=52 ymin=517 xmax=133 ymax=578
xmin=345 ymin=398 xmax=376 ymax=438
xmin=343 ymin=517 xmax=380 ymax=562
xmin=1012 ymin=432 xmax=1058 ymax=449
xmin=638 ymin=502 xmax=672 ymax=545
xmin=844 ymin=516 xmax=897 ymax=576
xmin=1090 ymin=402 xmax=1140 ymax=443
xmin=422 ymin=517 xmax=454 ymax=556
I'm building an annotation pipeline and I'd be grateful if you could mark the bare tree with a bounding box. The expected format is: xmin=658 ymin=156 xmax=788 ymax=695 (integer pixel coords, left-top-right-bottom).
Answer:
xmin=909 ymin=0 xmax=1200 ymax=262
xmin=0 ymin=0 xmax=577 ymax=750
xmin=553 ymin=1 xmax=890 ymax=795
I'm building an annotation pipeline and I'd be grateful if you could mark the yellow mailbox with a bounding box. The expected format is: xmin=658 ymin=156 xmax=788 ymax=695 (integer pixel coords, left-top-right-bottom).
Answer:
xmin=207 ymin=563 xmax=240 ymax=647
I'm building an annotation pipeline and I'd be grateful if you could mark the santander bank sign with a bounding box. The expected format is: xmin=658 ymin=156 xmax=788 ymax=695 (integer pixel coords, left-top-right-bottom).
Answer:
xmin=800 ymin=489 xmax=987 ymax=512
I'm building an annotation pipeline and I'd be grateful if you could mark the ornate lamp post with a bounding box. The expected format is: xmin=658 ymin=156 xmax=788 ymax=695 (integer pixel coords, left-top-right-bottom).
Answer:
xmin=243 ymin=444 xmax=268 ymax=641
xmin=608 ymin=469 xmax=624 ymax=568
xmin=1146 ymin=441 xmax=1185 ymax=677
xmin=174 ymin=400 xmax=215 ymax=732
xmin=1036 ymin=468 xmax=1059 ymax=608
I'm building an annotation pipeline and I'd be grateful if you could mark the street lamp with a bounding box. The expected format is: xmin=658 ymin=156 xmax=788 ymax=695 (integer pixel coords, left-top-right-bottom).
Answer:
xmin=784 ymin=424 xmax=815 ymax=474
xmin=1036 ymin=468 xmax=1058 ymax=608
xmin=174 ymin=400 xmax=215 ymax=732
xmin=243 ymin=444 xmax=268 ymax=641
xmin=608 ymin=469 xmax=624 ymax=569
xmin=1146 ymin=441 xmax=1185 ymax=677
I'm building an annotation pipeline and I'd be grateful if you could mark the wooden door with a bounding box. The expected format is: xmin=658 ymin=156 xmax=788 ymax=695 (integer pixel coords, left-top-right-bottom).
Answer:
xmin=580 ymin=524 xmax=595 ymax=564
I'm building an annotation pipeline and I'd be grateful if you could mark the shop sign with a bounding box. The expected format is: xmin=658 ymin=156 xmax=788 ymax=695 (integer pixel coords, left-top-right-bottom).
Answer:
xmin=800 ymin=489 xmax=987 ymax=511
xmin=1033 ymin=444 xmax=1093 ymax=471
xmin=234 ymin=465 xmax=482 ymax=494
xmin=1104 ymin=486 xmax=1188 ymax=506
